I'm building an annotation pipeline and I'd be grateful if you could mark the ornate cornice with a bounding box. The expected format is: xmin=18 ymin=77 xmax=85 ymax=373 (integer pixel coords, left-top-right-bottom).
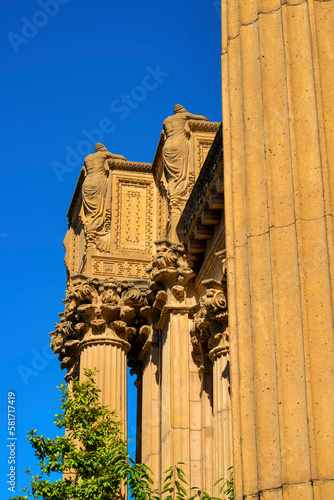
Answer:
xmin=187 ymin=120 xmax=220 ymax=132
xmin=176 ymin=124 xmax=223 ymax=242
xmin=108 ymin=159 xmax=152 ymax=172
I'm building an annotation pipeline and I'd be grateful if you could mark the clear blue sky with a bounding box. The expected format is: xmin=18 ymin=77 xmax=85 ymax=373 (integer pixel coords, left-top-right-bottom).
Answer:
xmin=0 ymin=0 xmax=221 ymax=497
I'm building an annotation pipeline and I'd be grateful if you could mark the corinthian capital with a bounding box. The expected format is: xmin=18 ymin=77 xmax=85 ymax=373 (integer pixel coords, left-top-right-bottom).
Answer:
xmin=191 ymin=279 xmax=228 ymax=368
xmin=50 ymin=275 xmax=150 ymax=380
xmin=144 ymin=239 xmax=198 ymax=331
xmin=148 ymin=239 xmax=196 ymax=288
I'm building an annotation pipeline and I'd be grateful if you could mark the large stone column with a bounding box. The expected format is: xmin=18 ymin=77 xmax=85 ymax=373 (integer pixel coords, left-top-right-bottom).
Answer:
xmin=210 ymin=333 xmax=231 ymax=498
xmin=160 ymin=311 xmax=192 ymax=484
xmin=148 ymin=239 xmax=201 ymax=493
xmin=79 ymin=342 xmax=128 ymax=434
xmin=50 ymin=276 xmax=149 ymax=435
xmin=222 ymin=0 xmax=334 ymax=497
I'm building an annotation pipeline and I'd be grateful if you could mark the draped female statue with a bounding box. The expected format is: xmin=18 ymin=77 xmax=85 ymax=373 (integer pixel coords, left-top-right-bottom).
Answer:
xmin=162 ymin=104 xmax=208 ymax=211
xmin=82 ymin=143 xmax=126 ymax=252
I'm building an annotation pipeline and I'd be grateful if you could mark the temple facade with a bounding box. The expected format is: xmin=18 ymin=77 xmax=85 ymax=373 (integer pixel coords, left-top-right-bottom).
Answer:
xmin=51 ymin=1 xmax=334 ymax=498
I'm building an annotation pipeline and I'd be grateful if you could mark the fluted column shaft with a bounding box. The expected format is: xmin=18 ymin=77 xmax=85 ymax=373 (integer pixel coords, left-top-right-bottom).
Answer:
xmin=160 ymin=312 xmax=192 ymax=488
xmin=212 ymin=352 xmax=232 ymax=497
xmin=80 ymin=343 xmax=128 ymax=435
xmin=222 ymin=0 xmax=334 ymax=498
xmin=201 ymin=370 xmax=214 ymax=494
xmin=140 ymin=342 xmax=161 ymax=490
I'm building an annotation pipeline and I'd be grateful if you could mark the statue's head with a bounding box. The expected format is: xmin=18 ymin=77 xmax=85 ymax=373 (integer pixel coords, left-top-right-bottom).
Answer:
xmin=174 ymin=104 xmax=187 ymax=114
xmin=95 ymin=143 xmax=108 ymax=152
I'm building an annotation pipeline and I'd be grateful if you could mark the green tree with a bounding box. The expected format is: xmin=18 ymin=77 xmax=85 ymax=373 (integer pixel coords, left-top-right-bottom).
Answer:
xmin=12 ymin=369 xmax=153 ymax=500
xmin=12 ymin=369 xmax=233 ymax=500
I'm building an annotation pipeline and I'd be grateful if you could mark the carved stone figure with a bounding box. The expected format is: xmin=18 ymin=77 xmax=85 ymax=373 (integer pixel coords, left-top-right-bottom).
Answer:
xmin=162 ymin=104 xmax=208 ymax=212
xmin=82 ymin=143 xmax=127 ymax=252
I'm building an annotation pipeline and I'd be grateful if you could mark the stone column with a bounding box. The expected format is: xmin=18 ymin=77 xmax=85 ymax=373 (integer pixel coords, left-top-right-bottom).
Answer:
xmin=148 ymin=239 xmax=199 ymax=493
xmin=160 ymin=312 xmax=192 ymax=484
xmin=79 ymin=342 xmax=128 ymax=434
xmin=189 ymin=339 xmax=205 ymax=491
xmin=191 ymin=279 xmax=231 ymax=495
xmin=210 ymin=337 xmax=231 ymax=497
xmin=138 ymin=331 xmax=161 ymax=491
xmin=51 ymin=275 xmax=150 ymax=435
xmin=222 ymin=1 xmax=334 ymax=498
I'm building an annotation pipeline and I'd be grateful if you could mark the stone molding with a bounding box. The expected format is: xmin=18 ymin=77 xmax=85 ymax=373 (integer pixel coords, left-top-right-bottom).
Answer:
xmin=187 ymin=120 xmax=220 ymax=132
xmin=177 ymin=124 xmax=223 ymax=242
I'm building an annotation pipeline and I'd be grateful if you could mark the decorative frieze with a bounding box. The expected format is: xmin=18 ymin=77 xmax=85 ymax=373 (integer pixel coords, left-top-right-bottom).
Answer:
xmin=197 ymin=139 xmax=214 ymax=167
xmin=92 ymin=256 xmax=149 ymax=280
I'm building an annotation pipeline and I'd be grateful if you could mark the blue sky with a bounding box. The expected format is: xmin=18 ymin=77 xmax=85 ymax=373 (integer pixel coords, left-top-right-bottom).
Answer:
xmin=0 ymin=0 xmax=221 ymax=497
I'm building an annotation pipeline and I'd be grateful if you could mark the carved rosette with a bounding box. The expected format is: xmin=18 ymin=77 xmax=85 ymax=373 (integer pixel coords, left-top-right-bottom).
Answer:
xmin=190 ymin=279 xmax=228 ymax=371
xmin=50 ymin=275 xmax=150 ymax=381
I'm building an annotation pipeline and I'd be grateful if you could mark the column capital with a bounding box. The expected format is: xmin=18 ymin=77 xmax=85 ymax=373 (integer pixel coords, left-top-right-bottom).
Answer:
xmin=148 ymin=239 xmax=197 ymax=290
xmin=50 ymin=275 xmax=150 ymax=380
xmin=190 ymin=279 xmax=229 ymax=369
xmin=144 ymin=239 xmax=197 ymax=331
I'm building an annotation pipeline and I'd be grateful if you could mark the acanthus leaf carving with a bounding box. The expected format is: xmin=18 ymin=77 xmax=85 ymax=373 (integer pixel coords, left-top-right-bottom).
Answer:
xmin=190 ymin=278 xmax=228 ymax=371
xmin=148 ymin=239 xmax=197 ymax=290
xmin=51 ymin=275 xmax=151 ymax=380
xmin=145 ymin=239 xmax=198 ymax=330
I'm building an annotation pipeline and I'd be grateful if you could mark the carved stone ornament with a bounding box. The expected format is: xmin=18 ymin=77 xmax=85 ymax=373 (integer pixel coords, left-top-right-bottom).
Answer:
xmin=190 ymin=279 xmax=228 ymax=371
xmin=50 ymin=275 xmax=150 ymax=381
xmin=144 ymin=239 xmax=198 ymax=330
xmin=148 ymin=239 xmax=196 ymax=289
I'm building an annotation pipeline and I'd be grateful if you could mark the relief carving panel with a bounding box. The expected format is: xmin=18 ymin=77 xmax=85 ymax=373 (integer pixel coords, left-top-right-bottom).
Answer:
xmin=115 ymin=178 xmax=153 ymax=253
